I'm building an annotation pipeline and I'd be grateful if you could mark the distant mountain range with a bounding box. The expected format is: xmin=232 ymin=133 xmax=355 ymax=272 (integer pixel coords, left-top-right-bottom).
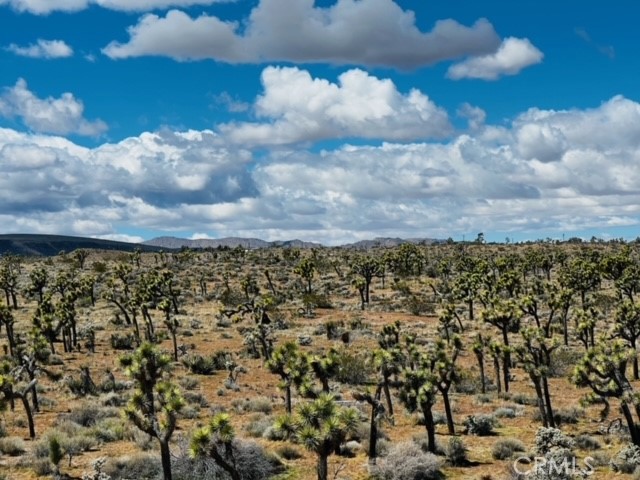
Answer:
xmin=143 ymin=236 xmax=442 ymax=250
xmin=0 ymin=234 xmax=443 ymax=257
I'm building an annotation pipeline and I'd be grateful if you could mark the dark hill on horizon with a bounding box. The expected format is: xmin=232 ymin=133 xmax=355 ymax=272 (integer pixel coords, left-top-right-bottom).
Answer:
xmin=0 ymin=234 xmax=166 ymax=257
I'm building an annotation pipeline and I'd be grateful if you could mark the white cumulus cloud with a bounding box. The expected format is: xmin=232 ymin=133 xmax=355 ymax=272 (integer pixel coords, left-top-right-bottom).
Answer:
xmin=447 ymin=37 xmax=543 ymax=80
xmin=220 ymin=66 xmax=452 ymax=145
xmin=6 ymin=39 xmax=73 ymax=58
xmin=102 ymin=0 xmax=501 ymax=69
xmin=0 ymin=79 xmax=107 ymax=136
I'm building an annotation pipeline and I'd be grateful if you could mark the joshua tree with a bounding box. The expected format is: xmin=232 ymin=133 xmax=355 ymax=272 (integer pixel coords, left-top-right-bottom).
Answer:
xmin=294 ymin=258 xmax=316 ymax=294
xmin=353 ymin=386 xmax=384 ymax=464
xmin=350 ymin=254 xmax=384 ymax=305
xmin=0 ymin=366 xmax=37 ymax=438
xmin=26 ymin=266 xmax=48 ymax=304
xmin=120 ymin=343 xmax=184 ymax=480
xmin=481 ymin=298 xmax=520 ymax=392
xmin=0 ymin=305 xmax=16 ymax=357
xmin=158 ymin=298 xmax=180 ymax=361
xmin=190 ymin=413 xmax=241 ymax=480
xmin=572 ymin=339 xmax=640 ymax=445
xmin=612 ymin=300 xmax=640 ymax=379
xmin=515 ymin=327 xmax=558 ymax=427
xmin=274 ymin=393 xmax=360 ymax=480
xmin=266 ymin=342 xmax=311 ymax=413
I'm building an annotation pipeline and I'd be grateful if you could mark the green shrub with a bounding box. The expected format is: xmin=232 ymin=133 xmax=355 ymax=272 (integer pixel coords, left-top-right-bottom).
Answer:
xmin=375 ymin=441 xmax=442 ymax=480
xmin=444 ymin=437 xmax=468 ymax=466
xmin=0 ymin=437 xmax=26 ymax=456
xmin=492 ymin=438 xmax=525 ymax=460
xmin=464 ymin=415 xmax=496 ymax=436
xmin=574 ymin=434 xmax=601 ymax=451
xmin=109 ymin=333 xmax=136 ymax=350
xmin=611 ymin=444 xmax=640 ymax=473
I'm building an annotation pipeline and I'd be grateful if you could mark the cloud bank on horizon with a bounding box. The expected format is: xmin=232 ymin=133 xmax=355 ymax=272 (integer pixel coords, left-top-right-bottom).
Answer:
xmin=0 ymin=0 xmax=636 ymax=244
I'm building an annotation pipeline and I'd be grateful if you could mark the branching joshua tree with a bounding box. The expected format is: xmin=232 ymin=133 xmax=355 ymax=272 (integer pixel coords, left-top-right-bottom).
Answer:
xmin=267 ymin=342 xmax=310 ymax=414
xmin=274 ymin=393 xmax=360 ymax=480
xmin=572 ymin=339 xmax=640 ymax=445
xmin=294 ymin=258 xmax=316 ymax=295
xmin=120 ymin=343 xmax=184 ymax=480
xmin=0 ymin=366 xmax=37 ymax=438
xmin=612 ymin=300 xmax=640 ymax=380
xmin=515 ymin=327 xmax=558 ymax=427
xmin=190 ymin=413 xmax=241 ymax=480
xmin=481 ymin=298 xmax=520 ymax=392
xmin=350 ymin=255 xmax=384 ymax=306
xmin=352 ymin=386 xmax=384 ymax=465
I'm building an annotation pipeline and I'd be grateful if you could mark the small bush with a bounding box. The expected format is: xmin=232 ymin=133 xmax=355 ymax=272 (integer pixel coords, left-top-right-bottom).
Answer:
xmin=554 ymin=407 xmax=583 ymax=425
xmin=611 ymin=444 xmax=640 ymax=473
xmin=511 ymin=393 xmax=538 ymax=406
xmin=275 ymin=444 xmax=303 ymax=460
xmin=534 ymin=427 xmax=574 ymax=455
xmin=335 ymin=350 xmax=372 ymax=385
xmin=67 ymin=402 xmax=119 ymax=427
xmin=0 ymin=437 xmax=26 ymax=456
xmin=464 ymin=415 xmax=496 ymax=436
xmin=110 ymin=333 xmax=136 ymax=350
xmin=244 ymin=413 xmax=273 ymax=438
xmin=492 ymin=438 xmax=525 ymax=460
xmin=574 ymin=434 xmax=601 ymax=451
xmin=493 ymin=407 xmax=517 ymax=418
xmin=375 ymin=441 xmax=442 ymax=480
xmin=182 ymin=351 xmax=229 ymax=375
xmin=232 ymin=396 xmax=273 ymax=414
xmin=178 ymin=376 xmax=200 ymax=390
xmin=444 ymin=437 xmax=468 ymax=466
xmin=103 ymin=453 xmax=162 ymax=480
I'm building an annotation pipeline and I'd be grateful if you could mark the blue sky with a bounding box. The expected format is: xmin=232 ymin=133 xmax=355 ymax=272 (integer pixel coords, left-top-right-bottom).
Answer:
xmin=0 ymin=0 xmax=639 ymax=244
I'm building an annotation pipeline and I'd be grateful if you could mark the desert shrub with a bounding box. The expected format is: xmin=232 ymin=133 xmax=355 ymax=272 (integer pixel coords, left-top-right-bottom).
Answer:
xmin=493 ymin=407 xmax=517 ymax=418
xmin=553 ymin=407 xmax=583 ymax=425
xmin=464 ymin=415 xmax=497 ymax=436
xmin=66 ymin=402 xmax=119 ymax=427
xmin=182 ymin=352 xmax=228 ymax=375
xmin=172 ymin=438 xmax=283 ymax=480
xmin=335 ymin=349 xmax=373 ymax=385
xmin=179 ymin=376 xmax=200 ymax=390
xmin=110 ymin=333 xmax=136 ymax=350
xmin=244 ymin=413 xmax=273 ymax=438
xmin=474 ymin=393 xmax=493 ymax=405
xmin=31 ymin=458 xmax=54 ymax=476
xmin=574 ymin=434 xmax=601 ymax=451
xmin=103 ymin=452 xmax=162 ymax=480
xmin=0 ymin=437 xmax=26 ymax=456
xmin=374 ymin=441 xmax=442 ymax=480
xmin=275 ymin=444 xmax=303 ymax=460
xmin=406 ymin=294 xmax=435 ymax=316
xmin=511 ymin=393 xmax=538 ymax=406
xmin=548 ymin=347 xmax=583 ymax=377
xmin=324 ymin=320 xmax=344 ymax=339
xmin=611 ymin=444 xmax=640 ymax=473
xmin=89 ymin=418 xmax=130 ymax=443
xmin=492 ymin=438 xmax=526 ymax=460
xmin=232 ymin=396 xmax=273 ymax=414
xmin=183 ymin=391 xmax=209 ymax=408
xmin=180 ymin=404 xmax=200 ymax=419
xmin=534 ymin=427 xmax=574 ymax=455
xmin=453 ymin=368 xmax=484 ymax=394
xmin=444 ymin=437 xmax=468 ymax=466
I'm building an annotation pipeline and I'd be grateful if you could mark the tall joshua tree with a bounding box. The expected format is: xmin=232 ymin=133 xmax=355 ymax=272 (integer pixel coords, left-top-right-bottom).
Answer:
xmin=120 ymin=343 xmax=184 ymax=480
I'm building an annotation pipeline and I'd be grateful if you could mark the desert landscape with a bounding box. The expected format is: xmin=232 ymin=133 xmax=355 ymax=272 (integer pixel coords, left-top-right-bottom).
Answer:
xmin=0 ymin=239 xmax=639 ymax=479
